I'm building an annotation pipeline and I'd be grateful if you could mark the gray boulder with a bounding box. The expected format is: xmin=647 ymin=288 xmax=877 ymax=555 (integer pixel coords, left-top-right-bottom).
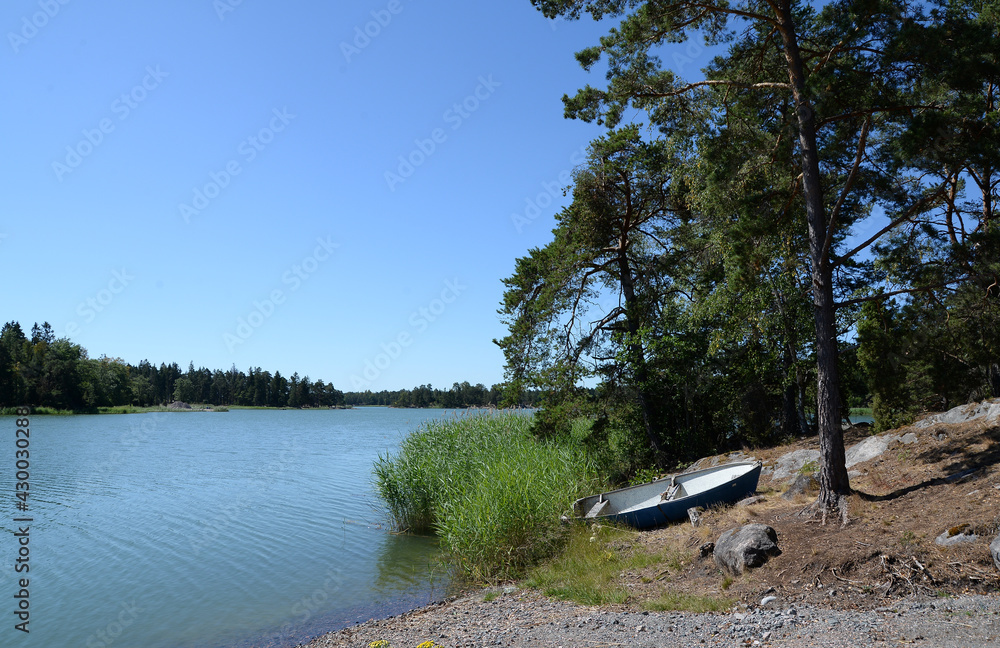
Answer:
xmin=935 ymin=524 xmax=979 ymax=547
xmin=781 ymin=473 xmax=819 ymax=500
xmin=714 ymin=523 xmax=781 ymax=576
xmin=915 ymin=399 xmax=1000 ymax=429
xmin=845 ymin=434 xmax=897 ymax=468
xmin=771 ymin=449 xmax=820 ymax=481
xmin=991 ymin=536 xmax=1000 ymax=571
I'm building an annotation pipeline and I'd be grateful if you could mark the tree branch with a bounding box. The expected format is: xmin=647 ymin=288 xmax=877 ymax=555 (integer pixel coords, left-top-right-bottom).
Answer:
xmin=833 ymin=184 xmax=949 ymax=267
xmin=637 ymin=79 xmax=792 ymax=99
xmin=835 ymin=281 xmax=963 ymax=308
xmin=686 ymin=1 xmax=780 ymax=27
xmin=822 ymin=116 xmax=871 ymax=266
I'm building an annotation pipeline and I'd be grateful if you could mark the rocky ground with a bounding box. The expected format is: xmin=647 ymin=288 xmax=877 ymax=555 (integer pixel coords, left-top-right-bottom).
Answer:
xmin=306 ymin=589 xmax=1000 ymax=647
xmin=305 ymin=400 xmax=1000 ymax=648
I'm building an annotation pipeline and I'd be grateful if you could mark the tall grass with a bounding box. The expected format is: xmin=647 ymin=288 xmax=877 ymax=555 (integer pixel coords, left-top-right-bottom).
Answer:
xmin=373 ymin=412 xmax=598 ymax=581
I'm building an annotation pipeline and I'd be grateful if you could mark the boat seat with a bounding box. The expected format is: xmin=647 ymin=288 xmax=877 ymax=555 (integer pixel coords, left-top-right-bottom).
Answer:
xmin=661 ymin=484 xmax=681 ymax=501
xmin=585 ymin=498 xmax=610 ymax=518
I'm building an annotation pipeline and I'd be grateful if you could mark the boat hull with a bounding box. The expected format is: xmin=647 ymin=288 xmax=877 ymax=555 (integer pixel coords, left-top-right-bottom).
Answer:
xmin=573 ymin=461 xmax=762 ymax=530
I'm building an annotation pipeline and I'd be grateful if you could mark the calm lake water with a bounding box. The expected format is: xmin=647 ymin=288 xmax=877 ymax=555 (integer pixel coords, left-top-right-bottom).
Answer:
xmin=0 ymin=408 xmax=461 ymax=648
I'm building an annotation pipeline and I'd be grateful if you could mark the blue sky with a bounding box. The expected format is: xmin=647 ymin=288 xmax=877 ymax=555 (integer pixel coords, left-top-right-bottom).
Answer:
xmin=0 ymin=1 xmax=726 ymax=392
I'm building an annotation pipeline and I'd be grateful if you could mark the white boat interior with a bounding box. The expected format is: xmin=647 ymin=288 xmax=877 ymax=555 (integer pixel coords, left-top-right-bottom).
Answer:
xmin=587 ymin=462 xmax=757 ymax=516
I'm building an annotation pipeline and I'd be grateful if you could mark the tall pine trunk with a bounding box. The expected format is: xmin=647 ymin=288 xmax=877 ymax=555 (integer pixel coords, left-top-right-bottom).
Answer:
xmin=775 ymin=1 xmax=851 ymax=512
xmin=617 ymin=242 xmax=668 ymax=466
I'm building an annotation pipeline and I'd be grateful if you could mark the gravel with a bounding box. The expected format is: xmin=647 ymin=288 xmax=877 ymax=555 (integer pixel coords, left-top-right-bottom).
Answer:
xmin=303 ymin=590 xmax=1000 ymax=648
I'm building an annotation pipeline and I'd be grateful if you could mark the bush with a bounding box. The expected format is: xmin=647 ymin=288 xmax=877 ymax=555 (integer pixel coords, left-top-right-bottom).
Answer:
xmin=373 ymin=412 xmax=598 ymax=580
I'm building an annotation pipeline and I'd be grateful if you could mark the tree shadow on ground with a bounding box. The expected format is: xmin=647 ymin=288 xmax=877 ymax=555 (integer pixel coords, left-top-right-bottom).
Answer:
xmin=853 ymin=424 xmax=1000 ymax=503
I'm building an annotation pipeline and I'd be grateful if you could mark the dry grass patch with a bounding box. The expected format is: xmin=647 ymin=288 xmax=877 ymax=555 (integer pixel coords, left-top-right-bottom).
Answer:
xmin=641 ymin=591 xmax=732 ymax=612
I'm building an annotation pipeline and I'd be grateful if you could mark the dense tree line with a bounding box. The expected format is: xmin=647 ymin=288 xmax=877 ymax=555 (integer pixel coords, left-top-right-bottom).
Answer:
xmin=0 ymin=321 xmax=345 ymax=409
xmin=343 ymin=383 xmax=547 ymax=408
xmin=0 ymin=321 xmax=529 ymax=411
xmin=500 ymin=0 xmax=999 ymax=512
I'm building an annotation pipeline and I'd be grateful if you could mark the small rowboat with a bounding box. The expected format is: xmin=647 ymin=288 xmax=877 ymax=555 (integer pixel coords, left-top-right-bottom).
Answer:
xmin=573 ymin=460 xmax=762 ymax=530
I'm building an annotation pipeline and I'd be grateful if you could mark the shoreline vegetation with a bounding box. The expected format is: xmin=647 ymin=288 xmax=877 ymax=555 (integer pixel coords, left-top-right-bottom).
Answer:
xmin=372 ymin=410 xmax=733 ymax=598
xmin=374 ymin=412 xmax=599 ymax=581
xmin=369 ymin=402 xmax=992 ymax=601
xmin=341 ymin=404 xmax=1000 ymax=648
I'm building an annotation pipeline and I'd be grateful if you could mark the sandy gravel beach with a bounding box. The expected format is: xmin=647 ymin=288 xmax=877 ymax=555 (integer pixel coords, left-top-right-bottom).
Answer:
xmin=304 ymin=589 xmax=1000 ymax=648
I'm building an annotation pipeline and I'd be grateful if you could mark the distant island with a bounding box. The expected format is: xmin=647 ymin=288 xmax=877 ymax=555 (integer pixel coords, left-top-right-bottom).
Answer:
xmin=0 ymin=321 xmax=542 ymax=414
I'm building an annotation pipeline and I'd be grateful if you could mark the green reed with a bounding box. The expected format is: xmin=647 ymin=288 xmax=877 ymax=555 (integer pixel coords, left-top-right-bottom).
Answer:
xmin=373 ymin=412 xmax=598 ymax=581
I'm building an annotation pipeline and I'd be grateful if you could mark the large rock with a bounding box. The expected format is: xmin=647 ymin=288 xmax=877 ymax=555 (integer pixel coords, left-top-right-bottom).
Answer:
xmin=714 ymin=524 xmax=781 ymax=576
xmin=914 ymin=399 xmax=1000 ymax=429
xmin=935 ymin=524 xmax=979 ymax=547
xmin=781 ymin=473 xmax=819 ymax=500
xmin=771 ymin=449 xmax=820 ymax=481
xmin=991 ymin=536 xmax=1000 ymax=572
xmin=845 ymin=434 xmax=898 ymax=468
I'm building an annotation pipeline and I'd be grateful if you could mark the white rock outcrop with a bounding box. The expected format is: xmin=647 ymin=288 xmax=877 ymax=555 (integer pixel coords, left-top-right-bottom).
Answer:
xmin=914 ymin=400 xmax=1000 ymax=429
xmin=771 ymin=449 xmax=821 ymax=481
xmin=845 ymin=434 xmax=899 ymax=468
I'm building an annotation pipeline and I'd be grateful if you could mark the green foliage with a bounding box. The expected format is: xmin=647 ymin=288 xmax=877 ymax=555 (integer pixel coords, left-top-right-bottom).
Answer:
xmin=521 ymin=0 xmax=1000 ymax=511
xmin=4 ymin=333 xmax=346 ymax=411
xmin=373 ymin=413 xmax=599 ymax=581
xmin=526 ymin=524 xmax=631 ymax=605
xmin=798 ymin=461 xmax=818 ymax=476
xmin=172 ymin=376 xmax=197 ymax=403
xmin=528 ymin=522 xmax=719 ymax=610
xmin=857 ymin=298 xmax=932 ymax=431
xmin=629 ymin=466 xmax=663 ymax=487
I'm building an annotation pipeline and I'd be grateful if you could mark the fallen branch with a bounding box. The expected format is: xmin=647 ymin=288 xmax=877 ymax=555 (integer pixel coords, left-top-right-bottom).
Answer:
xmin=911 ymin=556 xmax=935 ymax=584
xmin=831 ymin=568 xmax=865 ymax=585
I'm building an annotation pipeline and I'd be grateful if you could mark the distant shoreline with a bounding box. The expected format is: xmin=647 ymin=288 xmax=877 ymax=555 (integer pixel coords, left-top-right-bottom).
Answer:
xmin=0 ymin=404 xmax=355 ymax=416
xmin=0 ymin=403 xmax=530 ymax=416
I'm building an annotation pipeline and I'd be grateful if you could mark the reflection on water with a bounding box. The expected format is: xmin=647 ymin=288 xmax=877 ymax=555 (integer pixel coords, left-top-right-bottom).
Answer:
xmin=373 ymin=532 xmax=450 ymax=599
